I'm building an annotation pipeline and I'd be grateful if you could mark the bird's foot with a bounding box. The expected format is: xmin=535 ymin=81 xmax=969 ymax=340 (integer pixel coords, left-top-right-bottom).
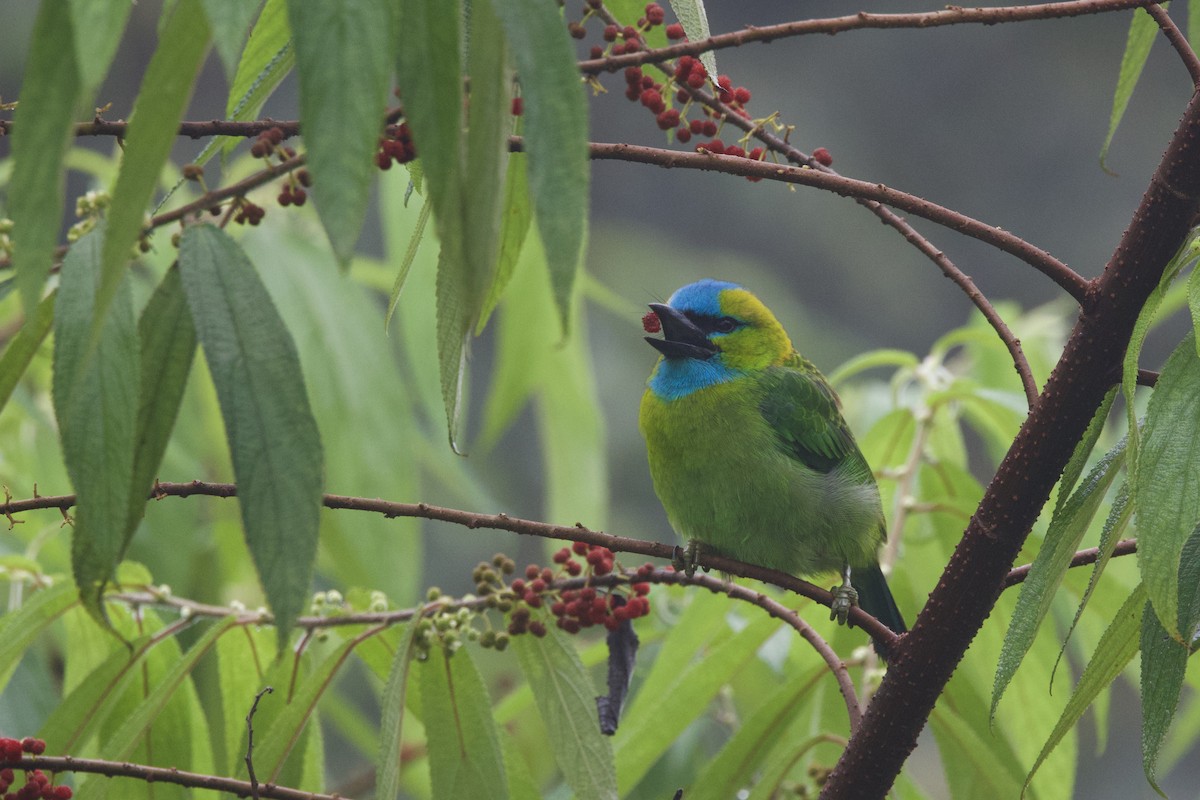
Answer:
xmin=829 ymin=563 xmax=859 ymax=626
xmin=673 ymin=540 xmax=703 ymax=578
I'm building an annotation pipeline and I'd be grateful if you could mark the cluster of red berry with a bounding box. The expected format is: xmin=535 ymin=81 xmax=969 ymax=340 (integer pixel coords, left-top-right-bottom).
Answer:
xmin=0 ymin=738 xmax=71 ymax=800
xmin=571 ymin=0 xmax=671 ymax=57
xmin=230 ymin=199 xmax=266 ymax=226
xmin=506 ymin=542 xmax=653 ymax=637
xmin=375 ymin=123 xmax=417 ymax=170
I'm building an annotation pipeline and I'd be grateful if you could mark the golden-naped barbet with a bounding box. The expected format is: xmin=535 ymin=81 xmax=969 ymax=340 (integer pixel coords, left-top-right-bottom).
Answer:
xmin=639 ymin=279 xmax=906 ymax=658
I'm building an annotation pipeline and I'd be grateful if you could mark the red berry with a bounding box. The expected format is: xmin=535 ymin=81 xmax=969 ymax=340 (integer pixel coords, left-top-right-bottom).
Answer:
xmin=589 ymin=45 xmax=603 ymax=59
xmin=562 ymin=618 xmax=581 ymax=634
xmin=675 ymin=88 xmax=690 ymax=103
xmin=510 ymin=578 xmax=526 ymax=593
xmin=551 ymin=601 xmax=567 ymax=616
xmin=666 ymin=22 xmax=685 ymax=39
xmin=642 ymin=310 xmax=662 ymax=332
xmin=656 ymin=109 xmax=680 ymax=130
xmin=553 ymin=547 xmax=570 ymax=563
xmin=686 ymin=72 xmax=706 ymax=89
xmin=595 ymin=558 xmax=613 ymax=576
xmin=734 ymin=87 xmax=751 ymax=104
xmin=622 ymin=25 xmax=638 ymax=41
xmin=689 ymin=119 xmax=705 ymax=134
xmin=53 ymin=788 xmax=73 ymax=800
xmin=580 ymin=587 xmax=597 ymax=602
xmin=511 ymin=97 xmax=524 ymax=116
xmin=698 ymin=139 xmax=725 ymax=155
xmin=676 ymin=127 xmax=691 ymax=143
xmin=717 ymin=74 xmax=732 ymax=91
xmin=645 ymin=3 xmax=665 ymax=25
xmin=625 ymin=85 xmax=640 ymax=101
xmin=0 ymin=768 xmax=12 ymax=785
xmin=565 ymin=560 xmax=583 ymax=575
xmin=603 ymin=617 xmax=621 ymax=631
xmin=529 ymin=621 xmax=547 ymax=637
xmin=524 ymin=591 xmax=542 ymax=608
xmin=292 ymin=188 xmax=307 ymax=206
xmin=748 ymin=147 xmax=764 ymax=160
xmin=812 ymin=147 xmax=833 ymax=166
xmin=624 ymin=66 xmax=643 ymax=85
xmin=572 ymin=541 xmax=589 ymax=555
xmin=624 ymin=38 xmax=641 ymax=52
xmin=637 ymin=563 xmax=654 ymax=578
xmin=20 ymin=739 xmax=42 ymax=755
xmin=701 ymin=120 xmax=718 ymax=136
xmin=725 ymin=145 xmax=746 ymax=158
xmin=530 ymin=578 xmax=547 ymax=593
xmin=603 ymin=24 xmax=618 ymax=41
xmin=675 ymin=56 xmax=695 ymax=76
xmin=568 ymin=22 xmax=586 ymax=39
xmin=633 ymin=582 xmax=651 ymax=595
xmin=525 ymin=564 xmax=540 ymax=579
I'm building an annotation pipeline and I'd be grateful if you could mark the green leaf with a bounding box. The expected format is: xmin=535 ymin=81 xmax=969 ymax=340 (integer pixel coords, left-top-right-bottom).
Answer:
xmin=68 ymin=0 xmax=135 ymax=93
xmin=384 ymin=198 xmax=432 ymax=331
xmin=377 ymin=618 xmax=421 ymax=800
xmin=1137 ymin=331 xmax=1200 ymax=640
xmin=826 ymin=348 xmax=919 ymax=387
xmin=0 ymin=290 xmax=56 ymax=415
xmin=668 ymin=0 xmax=717 ymax=87
xmin=513 ymin=628 xmax=618 ymax=800
xmin=1189 ymin=259 xmax=1200 ymax=353
xmin=419 ymin=646 xmax=510 ymax=800
xmin=1141 ymin=599 xmax=1190 ymax=796
xmin=0 ymin=582 xmax=77 ymax=694
xmin=687 ymin=666 xmax=825 ymax=800
xmin=1053 ymin=387 xmax=1117 ymax=518
xmin=52 ymin=229 xmax=141 ymax=623
xmin=614 ymin=612 xmax=780 ymax=795
xmin=216 ymin=625 xmax=276 ymax=774
xmin=10 ymin=0 xmax=81 ymax=317
xmin=256 ymin=635 xmax=360 ymax=783
xmin=1100 ymin=7 xmax=1159 ymax=171
xmin=202 ymin=0 xmax=260 ymax=77
xmin=128 ymin=264 xmax=197 ymax=529
xmin=992 ymin=435 xmax=1126 ymax=718
xmin=215 ymin=0 xmax=292 ymax=165
xmin=495 ymin=0 xmax=590 ymax=333
xmin=476 ymin=152 xmax=533 ymax=333
xmin=95 ymin=0 xmax=210 ymax=353
xmin=85 ymin=617 xmax=235 ymax=800
xmin=930 ymin=705 xmax=1025 ymax=799
xmin=1026 ymin=583 xmax=1146 ymax=792
xmin=286 ymin=0 xmax=392 ymax=264
xmin=178 ymin=224 xmax=324 ymax=645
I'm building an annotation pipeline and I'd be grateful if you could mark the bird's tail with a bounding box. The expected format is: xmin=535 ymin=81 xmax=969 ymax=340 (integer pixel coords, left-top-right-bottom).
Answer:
xmin=855 ymin=562 xmax=906 ymax=662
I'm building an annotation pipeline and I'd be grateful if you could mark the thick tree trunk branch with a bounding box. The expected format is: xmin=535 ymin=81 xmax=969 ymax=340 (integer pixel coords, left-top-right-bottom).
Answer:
xmin=821 ymin=88 xmax=1200 ymax=798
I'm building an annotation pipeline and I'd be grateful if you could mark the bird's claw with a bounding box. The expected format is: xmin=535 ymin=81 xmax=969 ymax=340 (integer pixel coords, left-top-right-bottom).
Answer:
xmin=829 ymin=583 xmax=859 ymax=625
xmin=673 ymin=541 xmax=702 ymax=577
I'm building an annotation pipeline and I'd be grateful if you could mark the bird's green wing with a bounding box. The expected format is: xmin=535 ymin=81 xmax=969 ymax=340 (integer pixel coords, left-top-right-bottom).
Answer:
xmin=757 ymin=356 xmax=874 ymax=484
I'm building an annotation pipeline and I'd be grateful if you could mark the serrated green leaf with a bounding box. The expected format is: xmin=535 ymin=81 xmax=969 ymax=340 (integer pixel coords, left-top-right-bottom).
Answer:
xmin=687 ymin=666 xmax=825 ymax=800
xmin=216 ymin=624 xmax=276 ymax=774
xmin=495 ymin=0 xmax=589 ymax=334
xmin=614 ymin=612 xmax=780 ymax=794
xmin=1054 ymin=387 xmax=1117 ymax=517
xmin=68 ymin=0 xmax=135 ymax=93
xmin=202 ymin=0 xmax=260 ymax=78
xmin=178 ymin=224 xmax=323 ymax=645
xmin=1026 ymin=583 xmax=1146 ymax=793
xmin=94 ymin=0 xmax=210 ymax=354
xmin=256 ymin=635 xmax=359 ymax=783
xmin=1189 ymin=261 xmax=1200 ymax=354
xmin=513 ymin=628 xmax=618 ymax=800
xmin=52 ymin=229 xmax=140 ymax=623
xmin=384 ymin=198 xmax=431 ymax=331
xmin=475 ymin=138 xmax=532 ymax=334
xmin=668 ymin=0 xmax=717 ymax=85
xmin=992 ymin=435 xmax=1126 ymax=718
xmin=0 ymin=582 xmax=77 ymax=694
xmin=10 ymin=0 xmax=81 ymax=317
xmin=1137 ymin=331 xmax=1200 ymax=640
xmin=128 ymin=264 xmax=197 ymax=529
xmin=377 ymin=618 xmax=421 ymax=800
xmin=286 ymin=0 xmax=392 ymax=264
xmin=1101 ymin=7 xmax=1159 ymax=171
xmin=84 ymin=617 xmax=234 ymax=800
xmin=0 ymin=290 xmax=56 ymax=415
xmin=420 ymin=646 xmax=510 ymax=800
xmin=1141 ymin=598 xmax=1190 ymax=796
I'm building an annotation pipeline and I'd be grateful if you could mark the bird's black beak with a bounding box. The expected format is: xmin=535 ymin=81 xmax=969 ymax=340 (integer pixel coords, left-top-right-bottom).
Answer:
xmin=645 ymin=303 xmax=718 ymax=360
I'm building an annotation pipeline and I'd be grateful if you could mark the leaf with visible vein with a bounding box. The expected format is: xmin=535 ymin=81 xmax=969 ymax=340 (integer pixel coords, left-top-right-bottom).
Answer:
xmin=0 ymin=291 xmax=56 ymax=415
xmin=68 ymin=0 xmax=134 ymax=93
xmin=10 ymin=0 xmax=81 ymax=317
xmin=377 ymin=618 xmax=422 ymax=800
xmin=0 ymin=583 xmax=77 ymax=694
xmin=1141 ymin=597 xmax=1190 ymax=796
xmin=669 ymin=0 xmax=717 ymax=83
xmin=1101 ymin=7 xmax=1159 ymax=172
xmin=178 ymin=224 xmax=323 ymax=646
xmin=202 ymin=0 xmax=260 ymax=77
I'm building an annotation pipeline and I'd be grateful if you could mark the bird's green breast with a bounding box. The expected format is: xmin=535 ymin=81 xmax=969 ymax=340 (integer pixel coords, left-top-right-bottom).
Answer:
xmin=639 ymin=375 xmax=884 ymax=577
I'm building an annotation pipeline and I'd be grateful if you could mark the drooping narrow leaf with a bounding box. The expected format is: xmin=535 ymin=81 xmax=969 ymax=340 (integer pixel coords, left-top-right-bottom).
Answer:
xmin=931 ymin=705 xmax=1025 ymax=799
xmin=495 ymin=0 xmax=590 ymax=333
xmin=10 ymin=0 xmax=81 ymax=317
xmin=513 ymin=628 xmax=618 ymax=800
xmin=128 ymin=264 xmax=197 ymax=528
xmin=0 ymin=290 xmax=56 ymax=414
xmin=0 ymin=582 xmax=77 ymax=694
xmin=1025 ymin=583 xmax=1146 ymax=792
xmin=476 ymin=152 xmax=533 ymax=333
xmin=84 ymin=617 xmax=236 ymax=800
xmin=202 ymin=0 xmax=260 ymax=77
xmin=1189 ymin=260 xmax=1200 ymax=353
xmin=94 ymin=0 xmax=210 ymax=352
xmin=1100 ymin=7 xmax=1159 ymax=171
xmin=1136 ymin=331 xmax=1200 ymax=640
xmin=1053 ymin=387 xmax=1117 ymax=518
xmin=687 ymin=666 xmax=825 ymax=800
xmin=384 ymin=198 xmax=432 ymax=331
xmin=52 ymin=229 xmax=140 ymax=622
xmin=216 ymin=625 xmax=275 ymax=774
xmin=286 ymin=0 xmax=392 ymax=264
xmin=68 ymin=0 xmax=135 ymax=93
xmin=1141 ymin=598 xmax=1190 ymax=796
xmin=420 ymin=646 xmax=510 ymax=800
xmin=992 ymin=435 xmax=1126 ymax=717
xmin=668 ymin=0 xmax=717 ymax=80
xmin=225 ymin=0 xmax=291 ymax=119
xmin=178 ymin=224 xmax=324 ymax=645
xmin=377 ymin=618 xmax=421 ymax=800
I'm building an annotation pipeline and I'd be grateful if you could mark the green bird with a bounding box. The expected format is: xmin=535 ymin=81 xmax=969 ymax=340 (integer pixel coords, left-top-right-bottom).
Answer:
xmin=639 ymin=279 xmax=906 ymax=658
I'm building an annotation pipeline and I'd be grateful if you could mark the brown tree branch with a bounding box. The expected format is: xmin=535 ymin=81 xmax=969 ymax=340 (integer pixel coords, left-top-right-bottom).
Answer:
xmin=820 ymin=85 xmax=1200 ymax=799
xmin=0 ymin=755 xmax=341 ymax=800
xmin=578 ymin=0 xmax=1153 ymax=75
xmin=1003 ymin=538 xmax=1138 ymax=587
xmin=1144 ymin=3 xmax=1200 ymax=87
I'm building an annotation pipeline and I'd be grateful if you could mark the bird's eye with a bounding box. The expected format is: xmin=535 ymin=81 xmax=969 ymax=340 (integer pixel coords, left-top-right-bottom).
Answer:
xmin=715 ymin=317 xmax=738 ymax=333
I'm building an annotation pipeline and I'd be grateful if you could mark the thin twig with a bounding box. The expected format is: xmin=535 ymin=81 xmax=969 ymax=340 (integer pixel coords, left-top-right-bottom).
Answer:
xmin=245 ymin=687 xmax=274 ymax=800
xmin=577 ymin=0 xmax=1152 ymax=74
xmin=0 ymin=755 xmax=342 ymax=800
xmin=1144 ymin=3 xmax=1200 ymax=87
xmin=1004 ymin=538 xmax=1138 ymax=587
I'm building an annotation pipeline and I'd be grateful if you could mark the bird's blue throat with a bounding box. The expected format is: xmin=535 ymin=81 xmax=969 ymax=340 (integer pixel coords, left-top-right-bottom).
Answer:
xmin=648 ymin=356 xmax=743 ymax=400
